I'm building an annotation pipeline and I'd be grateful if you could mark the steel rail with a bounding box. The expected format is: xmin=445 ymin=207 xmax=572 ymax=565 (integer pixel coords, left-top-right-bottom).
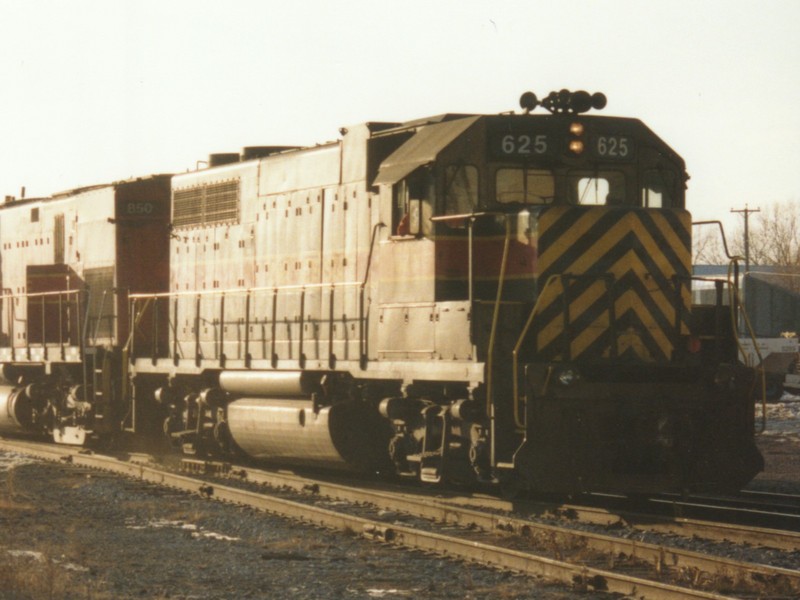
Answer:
xmin=193 ymin=458 xmax=800 ymax=554
xmin=565 ymin=494 xmax=800 ymax=546
xmin=195 ymin=461 xmax=800 ymax=592
xmin=479 ymin=497 xmax=800 ymax=553
xmin=0 ymin=439 xmax=743 ymax=600
xmin=426 ymin=489 xmax=800 ymax=553
xmin=647 ymin=496 xmax=800 ymax=529
xmin=671 ymin=490 xmax=800 ymax=516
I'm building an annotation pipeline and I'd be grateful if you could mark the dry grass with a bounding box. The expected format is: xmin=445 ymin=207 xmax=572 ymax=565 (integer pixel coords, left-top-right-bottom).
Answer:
xmin=1 ymin=467 xmax=36 ymax=512
xmin=0 ymin=550 xmax=111 ymax=600
xmin=0 ymin=468 xmax=107 ymax=599
xmin=1 ymin=467 xmax=19 ymax=507
xmin=0 ymin=496 xmax=26 ymax=510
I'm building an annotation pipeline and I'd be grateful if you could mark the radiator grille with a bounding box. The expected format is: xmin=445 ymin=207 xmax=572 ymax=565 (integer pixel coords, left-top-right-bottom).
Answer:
xmin=173 ymin=180 xmax=239 ymax=228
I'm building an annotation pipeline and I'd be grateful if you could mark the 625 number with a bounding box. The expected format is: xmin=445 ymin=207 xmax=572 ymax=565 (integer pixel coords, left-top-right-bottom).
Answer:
xmin=595 ymin=136 xmax=631 ymax=158
xmin=500 ymin=134 xmax=548 ymax=156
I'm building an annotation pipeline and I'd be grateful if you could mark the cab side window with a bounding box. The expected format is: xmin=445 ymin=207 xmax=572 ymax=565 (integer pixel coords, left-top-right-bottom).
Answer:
xmin=393 ymin=168 xmax=434 ymax=237
xmin=642 ymin=169 xmax=676 ymax=208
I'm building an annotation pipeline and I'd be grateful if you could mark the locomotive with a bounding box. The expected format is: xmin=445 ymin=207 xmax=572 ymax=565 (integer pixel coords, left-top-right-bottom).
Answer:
xmin=0 ymin=90 xmax=763 ymax=494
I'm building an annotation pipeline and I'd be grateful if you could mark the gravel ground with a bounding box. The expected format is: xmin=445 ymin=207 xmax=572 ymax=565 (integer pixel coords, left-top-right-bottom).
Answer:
xmin=751 ymin=394 xmax=800 ymax=492
xmin=0 ymin=455 xmax=597 ymax=600
xmin=1 ymin=395 xmax=798 ymax=600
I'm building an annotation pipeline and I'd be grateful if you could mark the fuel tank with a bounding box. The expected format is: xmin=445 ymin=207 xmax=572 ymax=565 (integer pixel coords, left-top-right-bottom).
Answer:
xmin=226 ymin=398 xmax=389 ymax=472
xmin=0 ymin=385 xmax=36 ymax=435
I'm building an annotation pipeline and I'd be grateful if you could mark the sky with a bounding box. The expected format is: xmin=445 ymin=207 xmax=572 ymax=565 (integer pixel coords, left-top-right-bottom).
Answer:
xmin=0 ymin=0 xmax=798 ymax=231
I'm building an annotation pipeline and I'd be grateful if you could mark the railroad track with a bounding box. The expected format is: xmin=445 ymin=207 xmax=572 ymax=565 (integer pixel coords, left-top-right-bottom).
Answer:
xmin=679 ymin=489 xmax=800 ymax=519
xmin=454 ymin=492 xmax=800 ymax=553
xmin=250 ymin=469 xmax=800 ymax=552
xmin=740 ymin=488 xmax=800 ymax=508
xmin=1 ymin=438 xmax=799 ymax=600
xmin=625 ymin=490 xmax=800 ymax=531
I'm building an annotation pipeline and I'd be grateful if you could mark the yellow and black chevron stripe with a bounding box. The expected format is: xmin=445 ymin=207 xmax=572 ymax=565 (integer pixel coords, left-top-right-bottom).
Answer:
xmin=534 ymin=206 xmax=691 ymax=363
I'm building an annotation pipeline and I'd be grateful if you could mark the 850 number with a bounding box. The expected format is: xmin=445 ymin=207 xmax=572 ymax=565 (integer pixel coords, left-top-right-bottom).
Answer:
xmin=126 ymin=202 xmax=154 ymax=215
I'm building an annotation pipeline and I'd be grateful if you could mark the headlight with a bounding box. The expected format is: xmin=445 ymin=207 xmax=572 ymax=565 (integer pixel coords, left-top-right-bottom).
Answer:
xmin=557 ymin=368 xmax=579 ymax=386
xmin=569 ymin=122 xmax=584 ymax=136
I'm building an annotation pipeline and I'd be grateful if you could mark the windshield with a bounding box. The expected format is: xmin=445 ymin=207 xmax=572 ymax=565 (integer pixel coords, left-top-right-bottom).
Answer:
xmin=495 ymin=168 xmax=554 ymax=204
xmin=569 ymin=171 xmax=626 ymax=205
xmin=443 ymin=165 xmax=478 ymax=214
xmin=486 ymin=164 xmax=680 ymax=208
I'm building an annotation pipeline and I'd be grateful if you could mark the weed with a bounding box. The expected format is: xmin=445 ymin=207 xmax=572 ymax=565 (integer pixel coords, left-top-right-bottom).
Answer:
xmin=0 ymin=549 xmax=118 ymax=600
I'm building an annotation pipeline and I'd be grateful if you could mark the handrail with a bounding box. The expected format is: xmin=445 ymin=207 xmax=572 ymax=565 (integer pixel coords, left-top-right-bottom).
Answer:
xmin=511 ymin=270 xmax=742 ymax=432
xmin=431 ymin=211 xmax=514 ymax=456
xmin=125 ymin=297 xmax=154 ymax=354
xmin=129 ymin=280 xmax=364 ymax=300
xmin=485 ymin=218 xmax=512 ymax=422
xmin=692 ymin=221 xmax=764 ymax=431
xmin=121 ymin=296 xmax=156 ymax=433
xmin=91 ymin=289 xmax=111 ymax=343
xmin=0 ymin=289 xmax=83 ymax=300
xmin=430 ymin=210 xmax=507 ymax=222
xmin=361 ymin=222 xmax=386 ymax=289
xmin=359 ymin=222 xmax=386 ymax=366
xmin=431 ymin=210 xmax=506 ymax=223
xmin=2 ymin=287 xmax=15 ymax=360
xmin=691 ymin=220 xmax=738 ymax=260
xmin=130 ymin=280 xmax=368 ymax=366
xmin=0 ymin=288 xmax=85 ymax=359
xmin=511 ymin=275 xmax=563 ymax=430
xmin=726 ymin=258 xmax=767 ymax=433
xmin=727 ymin=259 xmax=752 ymax=363
xmin=430 ymin=212 xmax=508 ymax=317
xmin=128 ymin=224 xmax=386 ymax=367
xmin=693 ymin=219 xmax=743 ymax=329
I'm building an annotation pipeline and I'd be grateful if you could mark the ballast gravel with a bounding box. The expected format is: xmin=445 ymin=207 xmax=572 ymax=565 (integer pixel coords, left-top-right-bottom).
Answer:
xmin=1 ymin=397 xmax=798 ymax=600
xmin=0 ymin=453 xmax=597 ymax=600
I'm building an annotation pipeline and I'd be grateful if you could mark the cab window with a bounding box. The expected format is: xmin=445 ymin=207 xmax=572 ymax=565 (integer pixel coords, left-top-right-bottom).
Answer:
xmin=443 ymin=165 xmax=478 ymax=215
xmin=569 ymin=171 xmax=625 ymax=205
xmin=393 ymin=168 xmax=434 ymax=237
xmin=495 ymin=168 xmax=554 ymax=204
xmin=642 ymin=169 xmax=676 ymax=208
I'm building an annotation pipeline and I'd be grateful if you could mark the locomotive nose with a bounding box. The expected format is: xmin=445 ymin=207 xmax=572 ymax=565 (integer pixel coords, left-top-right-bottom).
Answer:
xmin=655 ymin=415 xmax=676 ymax=448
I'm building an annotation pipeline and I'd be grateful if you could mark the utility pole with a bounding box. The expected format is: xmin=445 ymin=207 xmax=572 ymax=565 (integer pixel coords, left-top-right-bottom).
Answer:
xmin=731 ymin=205 xmax=760 ymax=274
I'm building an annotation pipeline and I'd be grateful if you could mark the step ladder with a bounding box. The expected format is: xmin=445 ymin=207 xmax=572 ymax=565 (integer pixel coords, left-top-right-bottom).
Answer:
xmin=419 ymin=406 xmax=450 ymax=483
xmin=84 ymin=347 xmax=110 ymax=432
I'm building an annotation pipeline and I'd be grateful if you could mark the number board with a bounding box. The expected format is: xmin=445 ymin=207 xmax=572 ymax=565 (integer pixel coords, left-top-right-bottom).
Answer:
xmin=115 ymin=197 xmax=167 ymax=221
xmin=591 ymin=135 xmax=634 ymax=160
xmin=490 ymin=131 xmax=551 ymax=159
xmin=490 ymin=127 xmax=636 ymax=160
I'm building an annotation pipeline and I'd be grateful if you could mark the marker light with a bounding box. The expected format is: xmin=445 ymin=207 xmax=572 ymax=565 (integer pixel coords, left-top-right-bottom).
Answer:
xmin=558 ymin=368 xmax=579 ymax=386
xmin=569 ymin=140 xmax=584 ymax=154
